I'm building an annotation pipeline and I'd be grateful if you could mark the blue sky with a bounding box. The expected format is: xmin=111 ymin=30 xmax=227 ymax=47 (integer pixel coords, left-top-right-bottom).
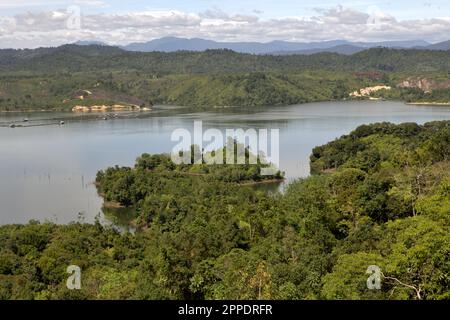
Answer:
xmin=0 ymin=1 xmax=449 ymax=48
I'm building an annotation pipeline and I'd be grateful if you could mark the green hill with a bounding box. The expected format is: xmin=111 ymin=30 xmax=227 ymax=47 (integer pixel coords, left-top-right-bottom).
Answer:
xmin=1 ymin=46 xmax=450 ymax=110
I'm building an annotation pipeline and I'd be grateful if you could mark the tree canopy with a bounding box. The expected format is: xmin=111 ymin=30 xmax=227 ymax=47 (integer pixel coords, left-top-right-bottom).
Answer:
xmin=0 ymin=121 xmax=448 ymax=300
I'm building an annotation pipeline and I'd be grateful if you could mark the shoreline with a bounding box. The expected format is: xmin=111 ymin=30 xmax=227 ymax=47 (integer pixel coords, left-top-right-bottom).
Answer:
xmin=102 ymin=200 xmax=126 ymax=209
xmin=0 ymin=108 xmax=152 ymax=114
xmin=0 ymin=109 xmax=65 ymax=113
xmin=0 ymin=99 xmax=406 ymax=114
xmin=407 ymin=102 xmax=450 ymax=106
xmin=3 ymin=99 xmax=450 ymax=113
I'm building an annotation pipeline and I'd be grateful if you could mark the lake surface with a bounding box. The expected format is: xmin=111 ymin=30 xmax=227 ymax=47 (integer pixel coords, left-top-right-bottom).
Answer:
xmin=1 ymin=100 xmax=450 ymax=225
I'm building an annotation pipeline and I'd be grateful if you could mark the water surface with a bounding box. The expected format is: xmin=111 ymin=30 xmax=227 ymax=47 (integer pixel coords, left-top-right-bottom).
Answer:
xmin=1 ymin=101 xmax=450 ymax=225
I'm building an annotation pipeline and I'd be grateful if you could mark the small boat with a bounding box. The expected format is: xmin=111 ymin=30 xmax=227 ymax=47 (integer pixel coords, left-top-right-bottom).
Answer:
xmin=60 ymin=121 xmax=65 ymax=125
xmin=9 ymin=124 xmax=16 ymax=128
xmin=23 ymin=118 xmax=29 ymax=122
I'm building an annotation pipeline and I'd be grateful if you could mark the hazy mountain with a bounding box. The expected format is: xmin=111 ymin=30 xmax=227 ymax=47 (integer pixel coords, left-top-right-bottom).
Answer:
xmin=120 ymin=37 xmax=433 ymax=54
xmin=424 ymin=40 xmax=450 ymax=50
xmin=123 ymin=37 xmax=219 ymax=52
xmin=270 ymin=44 xmax=366 ymax=55
xmin=353 ymin=40 xmax=430 ymax=48
xmin=122 ymin=37 xmax=322 ymax=53
xmin=122 ymin=37 xmax=351 ymax=53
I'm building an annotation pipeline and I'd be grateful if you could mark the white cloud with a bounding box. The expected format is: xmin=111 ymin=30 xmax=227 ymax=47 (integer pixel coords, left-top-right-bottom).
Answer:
xmin=0 ymin=5 xmax=449 ymax=48
xmin=200 ymin=8 xmax=259 ymax=23
xmin=74 ymin=0 xmax=107 ymax=7
xmin=0 ymin=0 xmax=107 ymax=8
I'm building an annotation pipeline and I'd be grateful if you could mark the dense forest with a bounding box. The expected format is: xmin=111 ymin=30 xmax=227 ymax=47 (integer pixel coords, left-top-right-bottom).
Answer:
xmin=1 ymin=45 xmax=450 ymax=74
xmin=0 ymin=45 xmax=449 ymax=110
xmin=1 ymin=121 xmax=448 ymax=300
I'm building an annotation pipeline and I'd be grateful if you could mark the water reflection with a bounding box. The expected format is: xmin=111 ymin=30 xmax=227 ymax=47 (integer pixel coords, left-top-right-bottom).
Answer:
xmin=102 ymin=206 xmax=137 ymax=233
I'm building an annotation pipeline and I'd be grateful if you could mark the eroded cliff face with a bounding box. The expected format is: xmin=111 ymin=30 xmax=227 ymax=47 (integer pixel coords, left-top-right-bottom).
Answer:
xmin=349 ymin=85 xmax=391 ymax=97
xmin=398 ymin=77 xmax=450 ymax=92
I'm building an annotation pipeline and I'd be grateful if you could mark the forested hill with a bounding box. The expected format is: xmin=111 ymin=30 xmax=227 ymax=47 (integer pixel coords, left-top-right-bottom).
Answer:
xmin=1 ymin=45 xmax=450 ymax=110
xmin=1 ymin=45 xmax=449 ymax=74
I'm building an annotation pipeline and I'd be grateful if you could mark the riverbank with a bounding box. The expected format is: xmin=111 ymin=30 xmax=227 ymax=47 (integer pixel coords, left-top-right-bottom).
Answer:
xmin=72 ymin=104 xmax=151 ymax=112
xmin=4 ymin=98 xmax=450 ymax=114
xmin=0 ymin=105 xmax=153 ymax=113
xmin=0 ymin=109 xmax=66 ymax=113
xmin=407 ymin=102 xmax=450 ymax=106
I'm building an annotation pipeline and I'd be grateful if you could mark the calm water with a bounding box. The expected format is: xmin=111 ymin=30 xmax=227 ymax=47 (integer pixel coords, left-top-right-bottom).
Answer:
xmin=1 ymin=100 xmax=450 ymax=225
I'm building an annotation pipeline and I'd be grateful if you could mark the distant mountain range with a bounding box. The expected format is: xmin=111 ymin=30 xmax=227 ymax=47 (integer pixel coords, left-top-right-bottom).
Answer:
xmin=420 ymin=40 xmax=450 ymax=50
xmin=72 ymin=37 xmax=450 ymax=55
xmin=270 ymin=44 xmax=366 ymax=56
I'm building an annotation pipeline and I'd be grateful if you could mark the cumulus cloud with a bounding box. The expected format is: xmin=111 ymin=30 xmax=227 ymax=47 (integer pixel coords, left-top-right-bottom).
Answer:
xmin=0 ymin=5 xmax=449 ymax=48
xmin=315 ymin=5 xmax=370 ymax=25
xmin=200 ymin=8 xmax=259 ymax=23
xmin=84 ymin=11 xmax=201 ymax=31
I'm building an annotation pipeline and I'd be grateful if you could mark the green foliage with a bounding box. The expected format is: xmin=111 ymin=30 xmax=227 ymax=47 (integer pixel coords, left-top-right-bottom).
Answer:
xmin=322 ymin=252 xmax=386 ymax=299
xmin=2 ymin=46 xmax=449 ymax=74
xmin=0 ymin=121 xmax=448 ymax=300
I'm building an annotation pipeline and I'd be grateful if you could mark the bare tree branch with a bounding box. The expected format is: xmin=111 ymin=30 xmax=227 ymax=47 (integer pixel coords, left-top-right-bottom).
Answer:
xmin=381 ymin=272 xmax=422 ymax=300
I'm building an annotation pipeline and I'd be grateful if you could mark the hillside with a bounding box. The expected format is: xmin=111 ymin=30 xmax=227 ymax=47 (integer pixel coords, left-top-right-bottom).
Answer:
xmin=0 ymin=46 xmax=450 ymax=110
xmin=1 ymin=46 xmax=449 ymax=74
xmin=271 ymin=44 xmax=365 ymax=55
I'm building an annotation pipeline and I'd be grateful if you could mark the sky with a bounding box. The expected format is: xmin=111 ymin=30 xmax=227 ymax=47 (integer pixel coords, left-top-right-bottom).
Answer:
xmin=0 ymin=0 xmax=449 ymax=48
